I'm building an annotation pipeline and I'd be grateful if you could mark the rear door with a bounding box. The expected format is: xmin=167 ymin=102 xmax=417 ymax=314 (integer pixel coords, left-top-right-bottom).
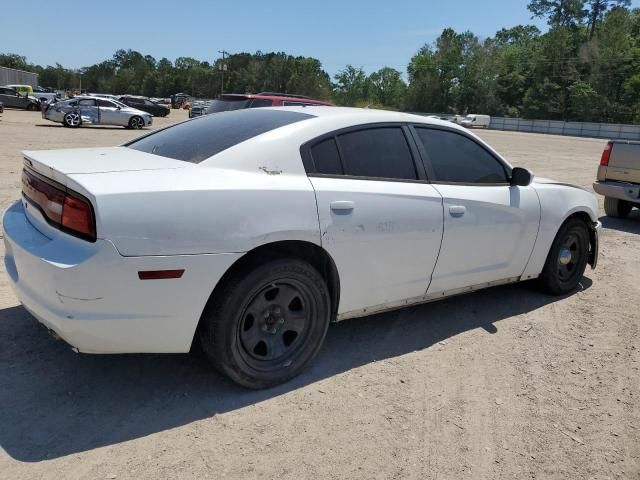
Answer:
xmin=305 ymin=125 xmax=444 ymax=317
xmin=413 ymin=126 xmax=540 ymax=294
xmin=77 ymin=98 xmax=100 ymax=124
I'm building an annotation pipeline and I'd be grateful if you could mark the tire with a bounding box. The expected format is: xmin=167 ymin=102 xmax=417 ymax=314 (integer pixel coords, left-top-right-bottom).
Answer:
xmin=26 ymin=103 xmax=38 ymax=111
xmin=199 ymin=258 xmax=331 ymax=389
xmin=538 ymin=218 xmax=590 ymax=295
xmin=128 ymin=116 xmax=144 ymax=129
xmin=63 ymin=111 xmax=81 ymax=128
xmin=604 ymin=196 xmax=632 ymax=218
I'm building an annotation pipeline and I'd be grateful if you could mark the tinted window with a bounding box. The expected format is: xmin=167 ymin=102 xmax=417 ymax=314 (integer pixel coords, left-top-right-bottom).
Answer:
xmin=337 ymin=128 xmax=416 ymax=180
xmin=96 ymin=99 xmax=116 ymax=108
xmin=78 ymin=99 xmax=96 ymax=106
xmin=249 ymin=99 xmax=274 ymax=108
xmin=310 ymin=138 xmax=342 ymax=175
xmin=127 ymin=109 xmax=314 ymax=163
xmin=416 ymin=128 xmax=507 ymax=184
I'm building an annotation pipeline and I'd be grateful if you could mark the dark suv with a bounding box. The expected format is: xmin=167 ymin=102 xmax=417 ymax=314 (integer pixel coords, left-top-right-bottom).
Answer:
xmin=206 ymin=92 xmax=333 ymax=114
xmin=118 ymin=96 xmax=170 ymax=117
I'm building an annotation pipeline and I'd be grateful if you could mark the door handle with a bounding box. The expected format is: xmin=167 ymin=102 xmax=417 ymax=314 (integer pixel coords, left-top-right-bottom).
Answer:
xmin=330 ymin=201 xmax=355 ymax=213
xmin=449 ymin=205 xmax=466 ymax=217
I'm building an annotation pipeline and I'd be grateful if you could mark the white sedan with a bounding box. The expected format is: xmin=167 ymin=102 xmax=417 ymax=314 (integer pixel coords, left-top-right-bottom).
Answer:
xmin=2 ymin=107 xmax=600 ymax=388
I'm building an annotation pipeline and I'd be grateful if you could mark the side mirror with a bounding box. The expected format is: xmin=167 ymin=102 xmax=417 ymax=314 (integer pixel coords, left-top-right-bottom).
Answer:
xmin=511 ymin=167 xmax=533 ymax=187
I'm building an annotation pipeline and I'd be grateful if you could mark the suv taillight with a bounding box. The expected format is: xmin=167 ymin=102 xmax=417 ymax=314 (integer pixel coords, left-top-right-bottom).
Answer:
xmin=600 ymin=141 xmax=613 ymax=166
xmin=22 ymin=168 xmax=96 ymax=242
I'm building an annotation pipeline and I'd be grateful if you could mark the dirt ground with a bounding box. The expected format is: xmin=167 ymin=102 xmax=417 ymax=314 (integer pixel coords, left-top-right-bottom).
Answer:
xmin=0 ymin=108 xmax=638 ymax=480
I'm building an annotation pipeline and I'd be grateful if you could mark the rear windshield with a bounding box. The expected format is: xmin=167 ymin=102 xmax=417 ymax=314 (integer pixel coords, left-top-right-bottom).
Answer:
xmin=126 ymin=109 xmax=314 ymax=163
xmin=206 ymin=97 xmax=250 ymax=113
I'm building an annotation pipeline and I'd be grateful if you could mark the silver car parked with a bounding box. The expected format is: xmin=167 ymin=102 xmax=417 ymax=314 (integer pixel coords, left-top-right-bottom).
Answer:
xmin=43 ymin=96 xmax=152 ymax=129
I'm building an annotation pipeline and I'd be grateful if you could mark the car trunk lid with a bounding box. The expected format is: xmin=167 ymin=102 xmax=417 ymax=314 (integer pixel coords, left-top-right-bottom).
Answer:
xmin=23 ymin=147 xmax=189 ymax=185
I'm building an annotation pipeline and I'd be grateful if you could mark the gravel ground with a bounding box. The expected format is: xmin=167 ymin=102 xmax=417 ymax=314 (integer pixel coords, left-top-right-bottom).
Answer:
xmin=0 ymin=109 xmax=638 ymax=480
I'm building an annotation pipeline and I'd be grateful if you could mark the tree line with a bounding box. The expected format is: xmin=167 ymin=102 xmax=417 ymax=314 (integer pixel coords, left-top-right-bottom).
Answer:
xmin=2 ymin=1 xmax=639 ymax=122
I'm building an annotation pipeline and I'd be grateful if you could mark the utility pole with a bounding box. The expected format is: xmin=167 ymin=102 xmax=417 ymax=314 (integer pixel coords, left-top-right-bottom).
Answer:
xmin=218 ymin=50 xmax=229 ymax=96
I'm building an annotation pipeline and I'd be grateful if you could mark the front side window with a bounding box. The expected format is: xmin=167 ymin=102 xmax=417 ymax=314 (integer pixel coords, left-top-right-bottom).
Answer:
xmin=415 ymin=128 xmax=508 ymax=184
xmin=337 ymin=127 xmax=417 ymax=180
xmin=127 ymin=109 xmax=315 ymax=163
xmin=78 ymin=99 xmax=96 ymax=106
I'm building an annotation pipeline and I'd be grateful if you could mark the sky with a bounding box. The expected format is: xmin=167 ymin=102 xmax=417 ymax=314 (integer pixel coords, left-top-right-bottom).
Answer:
xmin=2 ymin=0 xmax=639 ymax=77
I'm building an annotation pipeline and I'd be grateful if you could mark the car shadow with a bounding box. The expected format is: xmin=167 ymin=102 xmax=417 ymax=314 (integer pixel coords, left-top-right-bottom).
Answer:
xmin=0 ymin=279 xmax=591 ymax=462
xmin=599 ymin=210 xmax=640 ymax=234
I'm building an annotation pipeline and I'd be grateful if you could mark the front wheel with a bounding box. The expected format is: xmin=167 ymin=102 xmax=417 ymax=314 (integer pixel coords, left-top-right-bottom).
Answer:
xmin=128 ymin=116 xmax=144 ymax=129
xmin=538 ymin=218 xmax=590 ymax=295
xmin=199 ymin=258 xmax=331 ymax=389
xmin=604 ymin=197 xmax=632 ymax=218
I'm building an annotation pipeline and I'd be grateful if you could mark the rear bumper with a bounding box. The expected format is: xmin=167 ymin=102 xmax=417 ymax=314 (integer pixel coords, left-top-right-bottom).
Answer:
xmin=2 ymin=201 xmax=241 ymax=353
xmin=593 ymin=181 xmax=640 ymax=203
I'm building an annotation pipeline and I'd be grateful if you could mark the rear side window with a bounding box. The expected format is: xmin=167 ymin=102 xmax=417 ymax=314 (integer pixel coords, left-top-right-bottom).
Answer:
xmin=310 ymin=138 xmax=343 ymax=175
xmin=337 ymin=128 xmax=416 ymax=180
xmin=96 ymin=99 xmax=115 ymax=108
xmin=126 ymin=109 xmax=315 ymax=163
xmin=415 ymin=128 xmax=507 ymax=184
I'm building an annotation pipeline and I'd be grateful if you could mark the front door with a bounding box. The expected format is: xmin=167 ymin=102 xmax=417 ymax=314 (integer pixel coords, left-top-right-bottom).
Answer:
xmin=96 ymin=99 xmax=122 ymax=126
xmin=306 ymin=126 xmax=444 ymax=317
xmin=412 ymin=126 xmax=540 ymax=294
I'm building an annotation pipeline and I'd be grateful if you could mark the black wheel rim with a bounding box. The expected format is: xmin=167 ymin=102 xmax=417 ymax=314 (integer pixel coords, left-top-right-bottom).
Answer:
xmin=237 ymin=279 xmax=313 ymax=370
xmin=557 ymin=232 xmax=582 ymax=282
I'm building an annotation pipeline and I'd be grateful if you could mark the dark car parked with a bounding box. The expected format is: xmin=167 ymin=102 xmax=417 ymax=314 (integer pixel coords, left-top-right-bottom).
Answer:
xmin=0 ymin=87 xmax=40 ymax=111
xmin=118 ymin=96 xmax=170 ymax=117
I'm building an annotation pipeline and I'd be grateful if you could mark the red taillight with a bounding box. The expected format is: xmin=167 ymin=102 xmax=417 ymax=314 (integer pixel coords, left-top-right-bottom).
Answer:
xmin=600 ymin=141 xmax=613 ymax=166
xmin=22 ymin=168 xmax=96 ymax=242
xmin=62 ymin=194 xmax=96 ymax=240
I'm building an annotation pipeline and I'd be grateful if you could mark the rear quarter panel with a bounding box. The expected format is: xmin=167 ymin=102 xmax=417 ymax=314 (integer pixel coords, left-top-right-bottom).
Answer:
xmin=72 ymin=166 xmax=320 ymax=256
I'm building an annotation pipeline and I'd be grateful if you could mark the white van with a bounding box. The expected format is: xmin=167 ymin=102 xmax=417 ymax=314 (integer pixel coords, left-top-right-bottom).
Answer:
xmin=461 ymin=114 xmax=490 ymax=128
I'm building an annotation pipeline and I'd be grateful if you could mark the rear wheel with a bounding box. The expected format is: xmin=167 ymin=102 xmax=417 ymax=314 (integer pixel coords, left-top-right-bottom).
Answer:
xmin=604 ymin=196 xmax=632 ymax=218
xmin=63 ymin=111 xmax=81 ymax=128
xmin=26 ymin=103 xmax=38 ymax=111
xmin=538 ymin=218 xmax=590 ymax=295
xmin=199 ymin=258 xmax=331 ymax=389
xmin=128 ymin=116 xmax=144 ymax=129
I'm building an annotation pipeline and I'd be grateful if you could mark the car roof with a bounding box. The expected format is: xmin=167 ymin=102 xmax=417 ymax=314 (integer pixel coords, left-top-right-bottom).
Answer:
xmin=258 ymin=105 xmax=467 ymax=131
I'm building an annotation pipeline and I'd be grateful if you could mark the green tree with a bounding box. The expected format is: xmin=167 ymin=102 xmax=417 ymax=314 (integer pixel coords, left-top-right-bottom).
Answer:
xmin=333 ymin=65 xmax=369 ymax=106
xmin=527 ymin=0 xmax=588 ymax=26
xmin=587 ymin=0 xmax=631 ymax=38
xmin=368 ymin=67 xmax=406 ymax=109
